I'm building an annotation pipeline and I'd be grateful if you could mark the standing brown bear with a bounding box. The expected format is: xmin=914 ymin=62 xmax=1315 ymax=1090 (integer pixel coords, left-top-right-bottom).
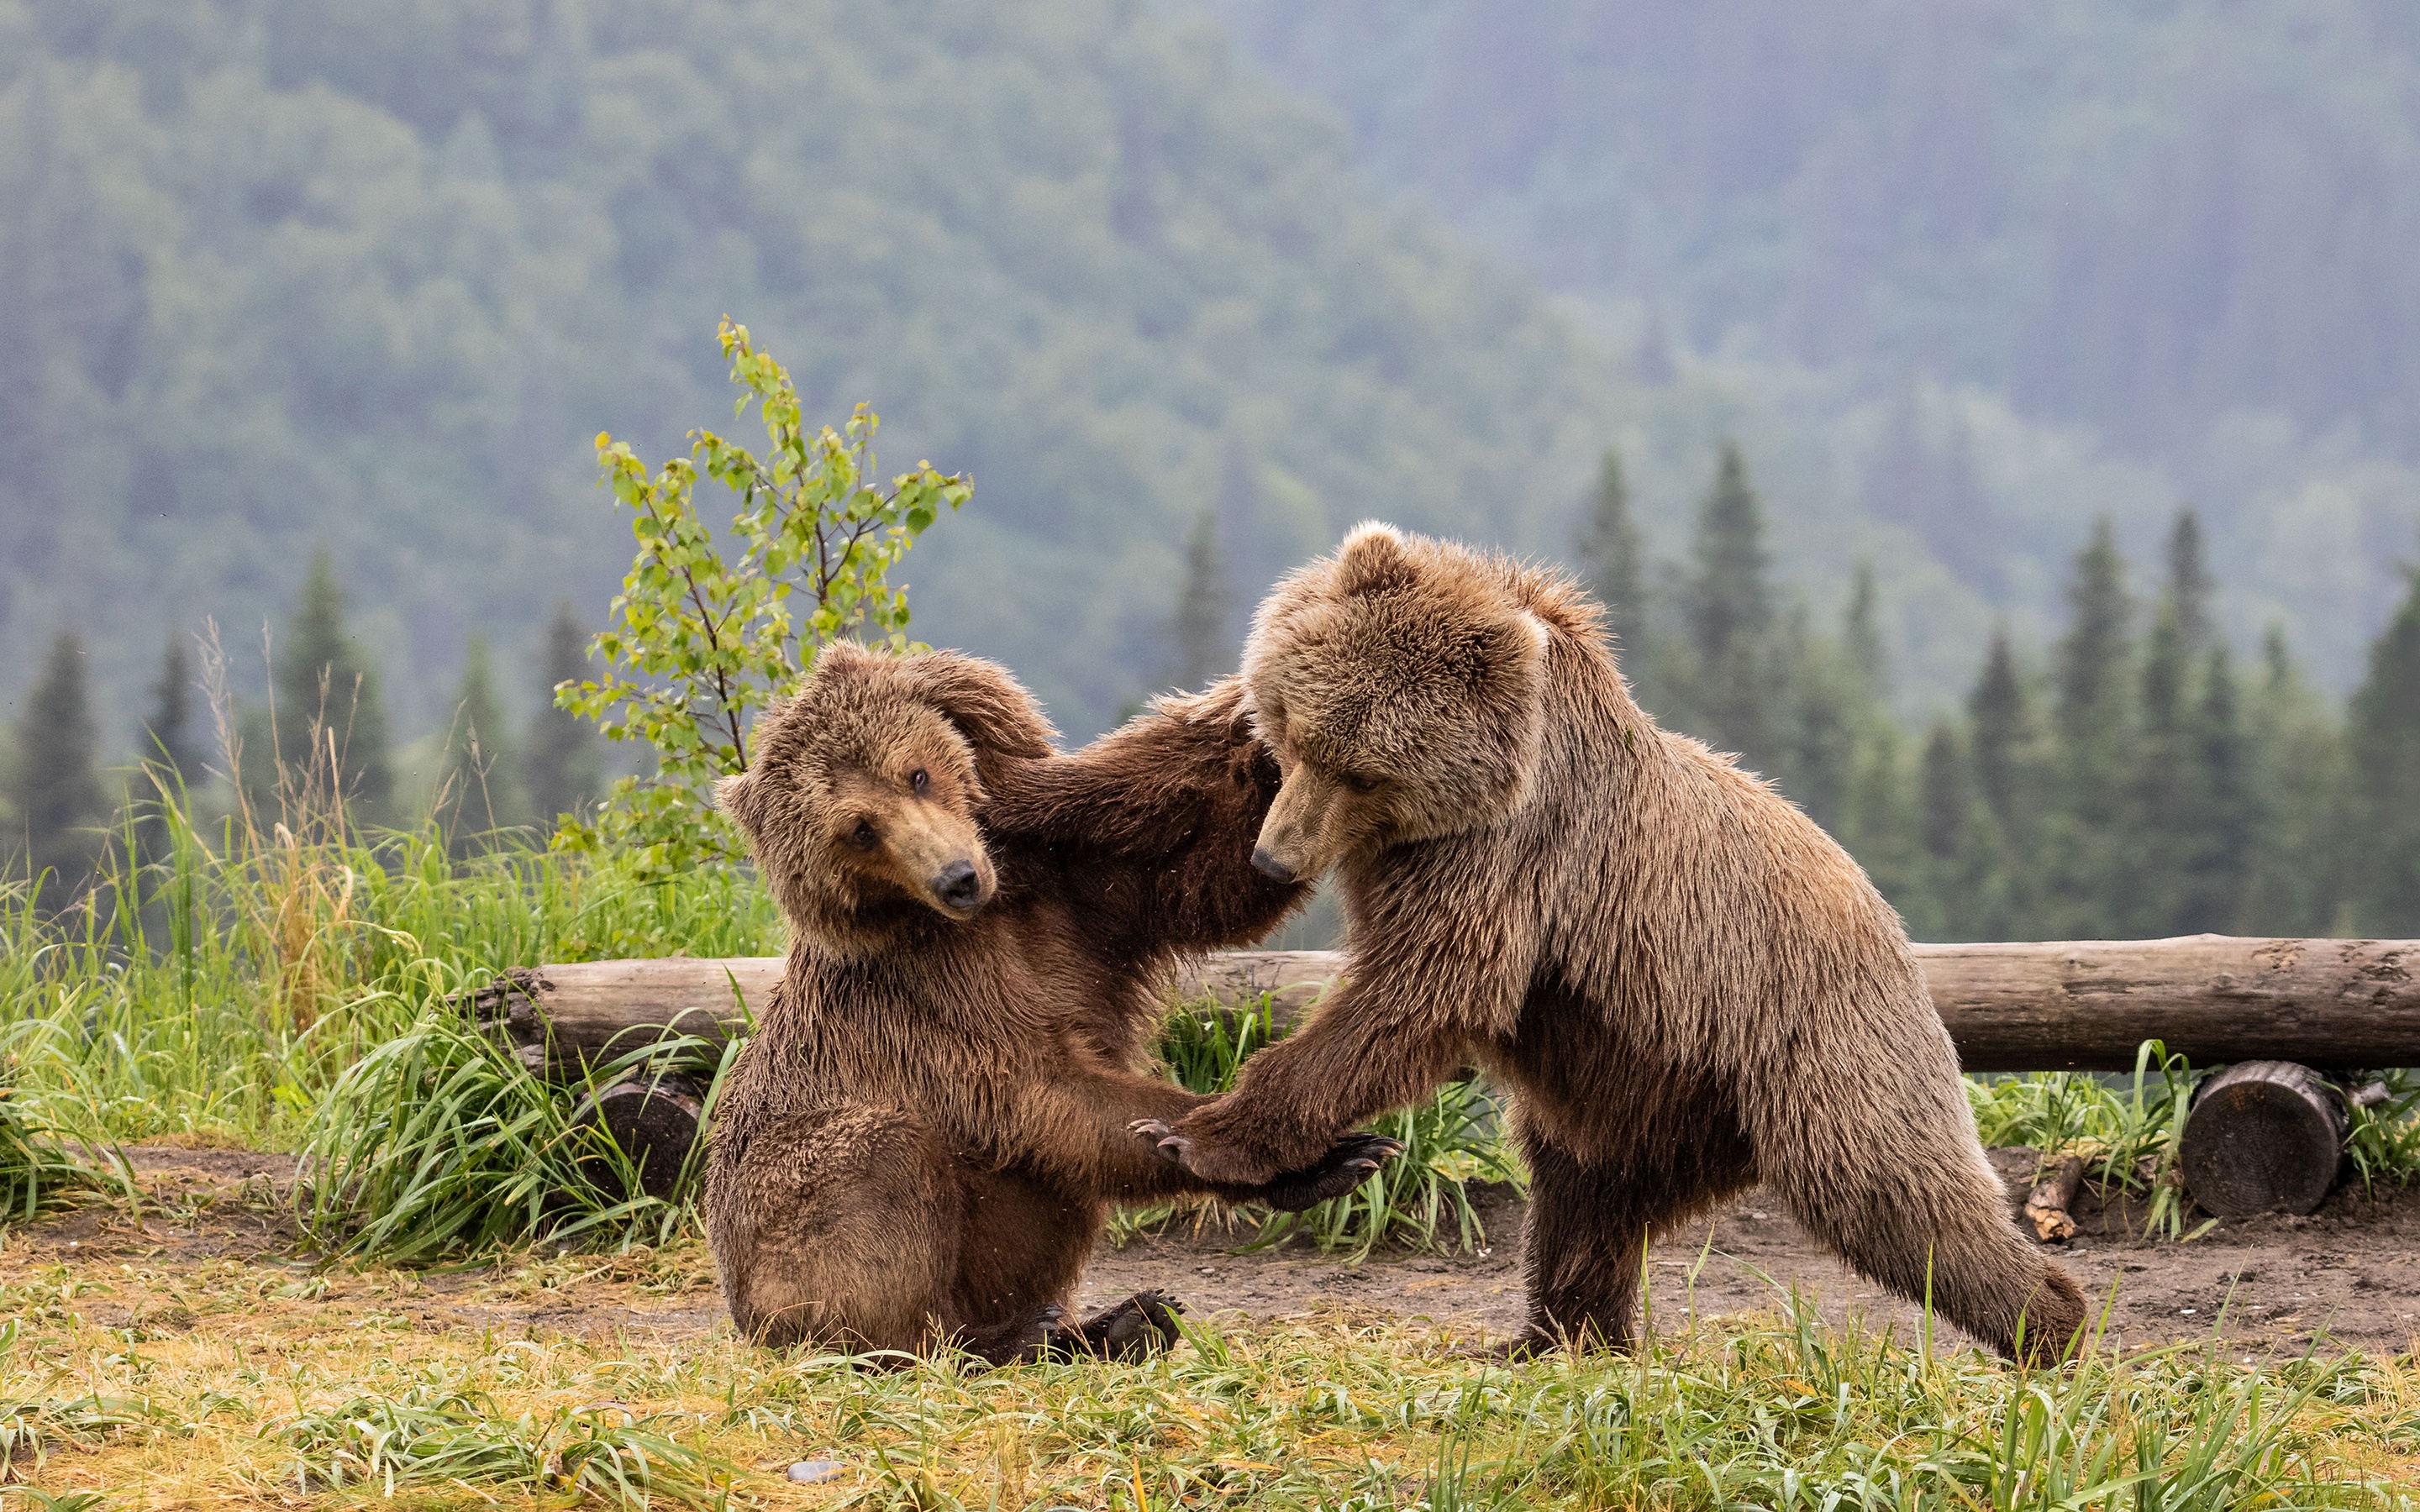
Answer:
xmin=1139 ymin=523 xmax=2087 ymax=1364
xmin=707 ymin=643 xmax=1397 ymax=1362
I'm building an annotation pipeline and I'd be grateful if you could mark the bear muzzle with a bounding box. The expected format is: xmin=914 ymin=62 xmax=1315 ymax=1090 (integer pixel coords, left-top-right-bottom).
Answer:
xmin=932 ymin=858 xmax=990 ymax=914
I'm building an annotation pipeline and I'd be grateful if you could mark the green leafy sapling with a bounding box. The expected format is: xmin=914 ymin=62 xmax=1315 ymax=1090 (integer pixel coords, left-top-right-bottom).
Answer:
xmin=557 ymin=318 xmax=970 ymax=875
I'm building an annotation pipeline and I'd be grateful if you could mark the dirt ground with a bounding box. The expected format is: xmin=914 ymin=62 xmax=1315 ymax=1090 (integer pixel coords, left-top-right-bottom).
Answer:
xmin=8 ymin=1142 xmax=2420 ymax=1360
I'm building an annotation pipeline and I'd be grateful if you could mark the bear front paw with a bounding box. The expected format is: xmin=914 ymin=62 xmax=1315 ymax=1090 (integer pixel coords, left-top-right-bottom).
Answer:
xmin=1127 ymin=1119 xmax=1281 ymax=1186
xmin=1252 ymin=1133 xmax=1405 ymax=1211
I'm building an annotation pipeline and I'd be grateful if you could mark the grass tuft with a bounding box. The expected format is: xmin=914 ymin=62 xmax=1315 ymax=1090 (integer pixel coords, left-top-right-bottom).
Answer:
xmin=1124 ymin=996 xmax=1527 ymax=1260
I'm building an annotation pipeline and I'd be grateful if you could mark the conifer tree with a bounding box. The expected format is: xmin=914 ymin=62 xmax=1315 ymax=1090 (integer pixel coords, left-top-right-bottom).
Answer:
xmin=270 ymin=549 xmax=394 ymax=822
xmin=141 ymin=633 xmax=200 ymax=790
xmin=2176 ymin=644 xmax=2252 ymax=931
xmin=2054 ymin=519 xmax=2133 ymax=751
xmin=1684 ymin=442 xmax=1776 ymax=764
xmin=1167 ymin=506 xmax=1232 ymax=691
xmin=1966 ymin=629 xmax=2027 ymax=830
xmin=2347 ymin=569 xmax=2420 ymax=933
xmin=438 ymin=636 xmax=523 ymax=853
xmin=2236 ymin=627 xmax=2349 ymax=935
xmin=2131 ymin=600 xmax=2191 ymax=933
xmin=1782 ymin=612 xmax=1856 ymax=833
xmin=1913 ymin=719 xmax=1976 ymax=940
xmin=1844 ymin=721 xmax=1930 ymax=936
xmin=1574 ymin=448 xmax=1649 ymax=680
xmin=2166 ymin=509 xmax=2214 ymax=651
xmin=1919 ymin=722 xmax=1967 ymax=865
xmin=526 ymin=598 xmax=603 ymax=830
xmin=1844 ymin=561 xmax=1886 ymax=695
xmin=2040 ymin=520 xmax=2137 ymax=937
xmin=10 ymin=629 xmax=106 ymax=903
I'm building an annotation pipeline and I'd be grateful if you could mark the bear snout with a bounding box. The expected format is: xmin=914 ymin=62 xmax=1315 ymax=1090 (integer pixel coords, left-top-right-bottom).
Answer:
xmin=1249 ymin=847 xmax=1297 ymax=884
xmin=932 ymin=858 xmax=990 ymax=913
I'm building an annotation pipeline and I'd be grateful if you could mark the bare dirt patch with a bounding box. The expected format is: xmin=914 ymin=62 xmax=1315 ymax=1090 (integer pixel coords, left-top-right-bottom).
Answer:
xmin=8 ymin=1144 xmax=2418 ymax=1359
xmin=1086 ymin=1147 xmax=2420 ymax=1357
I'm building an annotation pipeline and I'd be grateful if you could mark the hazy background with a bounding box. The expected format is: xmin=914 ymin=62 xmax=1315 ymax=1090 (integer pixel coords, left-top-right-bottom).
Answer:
xmin=5 ymin=0 xmax=2416 ymax=743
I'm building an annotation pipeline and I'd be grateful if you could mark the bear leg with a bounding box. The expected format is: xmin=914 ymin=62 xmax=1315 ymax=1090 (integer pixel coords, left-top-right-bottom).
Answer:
xmin=708 ymin=1105 xmax=962 ymax=1354
xmin=1512 ymin=1134 xmax=1743 ymax=1354
xmin=1757 ymin=1068 xmax=2090 ymax=1365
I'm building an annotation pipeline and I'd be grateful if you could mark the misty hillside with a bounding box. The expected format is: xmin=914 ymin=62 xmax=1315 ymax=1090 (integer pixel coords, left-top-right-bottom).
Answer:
xmin=3 ymin=0 xmax=1639 ymax=740
xmin=1192 ymin=0 xmax=2420 ymax=688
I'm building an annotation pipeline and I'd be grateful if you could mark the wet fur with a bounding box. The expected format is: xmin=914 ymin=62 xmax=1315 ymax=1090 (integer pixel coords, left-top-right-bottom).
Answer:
xmin=1155 ymin=524 xmax=2088 ymax=1364
xmin=706 ymin=645 xmax=1378 ymax=1362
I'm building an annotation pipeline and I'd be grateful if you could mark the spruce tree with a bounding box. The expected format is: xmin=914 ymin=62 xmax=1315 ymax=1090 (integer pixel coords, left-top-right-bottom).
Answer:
xmin=1914 ymin=719 xmax=1979 ymax=940
xmin=2347 ymin=569 xmax=2420 ymax=933
xmin=1844 ymin=561 xmax=1886 ymax=695
xmin=1844 ymin=722 xmax=1931 ymax=937
xmin=2131 ymin=603 xmax=2191 ymax=933
xmin=2236 ymin=627 xmax=2349 ymax=935
xmin=1966 ymin=629 xmax=2026 ymax=827
xmin=1574 ymin=448 xmax=1649 ymax=676
xmin=141 ymin=633 xmax=200 ymax=791
xmin=1783 ymin=612 xmax=1855 ymax=833
xmin=1684 ymin=442 xmax=1776 ymax=765
xmin=271 ymin=549 xmax=394 ymax=822
xmin=2165 ymin=509 xmax=2214 ymax=651
xmin=1167 ymin=507 xmax=1232 ymax=691
xmin=525 ymin=598 xmax=603 ymax=830
xmin=1919 ymin=722 xmax=1967 ymax=864
xmin=2176 ymin=644 xmax=2252 ymax=932
xmin=10 ymin=629 xmax=106 ymax=903
xmin=2038 ymin=519 xmax=2137 ymax=937
xmin=438 ymin=636 xmax=524 ymax=852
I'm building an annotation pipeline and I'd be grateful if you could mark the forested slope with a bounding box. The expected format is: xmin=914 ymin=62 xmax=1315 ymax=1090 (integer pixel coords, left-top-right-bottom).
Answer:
xmin=1192 ymin=0 xmax=2420 ymax=689
xmin=0 ymin=0 xmax=1630 ymax=738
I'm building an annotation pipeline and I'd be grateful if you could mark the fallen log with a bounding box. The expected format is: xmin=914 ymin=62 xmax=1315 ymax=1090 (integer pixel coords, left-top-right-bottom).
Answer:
xmin=2023 ymin=1154 xmax=2086 ymax=1242
xmin=470 ymin=934 xmax=2420 ymax=1076
xmin=2178 ymin=1060 xmax=2349 ymax=1218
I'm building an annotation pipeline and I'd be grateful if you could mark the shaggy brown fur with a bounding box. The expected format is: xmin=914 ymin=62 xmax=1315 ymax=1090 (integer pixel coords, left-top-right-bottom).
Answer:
xmin=1141 ymin=523 xmax=2088 ymax=1364
xmin=706 ymin=644 xmax=1395 ymax=1362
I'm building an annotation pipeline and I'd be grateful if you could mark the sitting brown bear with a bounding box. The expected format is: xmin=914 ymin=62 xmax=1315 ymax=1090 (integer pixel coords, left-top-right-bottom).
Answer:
xmin=706 ymin=644 xmax=1397 ymax=1362
xmin=1141 ymin=523 xmax=2086 ymax=1365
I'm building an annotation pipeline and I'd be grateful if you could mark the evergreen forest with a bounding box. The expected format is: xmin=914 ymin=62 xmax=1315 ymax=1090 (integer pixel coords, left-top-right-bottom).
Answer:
xmin=4 ymin=0 xmax=2420 ymax=942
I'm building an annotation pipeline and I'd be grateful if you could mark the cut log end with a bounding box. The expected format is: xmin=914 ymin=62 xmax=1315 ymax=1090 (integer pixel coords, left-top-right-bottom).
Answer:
xmin=578 ymin=1077 xmax=706 ymax=1202
xmin=2179 ymin=1060 xmax=2348 ymax=1220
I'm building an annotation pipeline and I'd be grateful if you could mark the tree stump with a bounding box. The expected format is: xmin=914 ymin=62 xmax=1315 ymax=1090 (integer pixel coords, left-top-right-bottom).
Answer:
xmin=2179 ymin=1061 xmax=2348 ymax=1219
xmin=575 ymin=1075 xmax=707 ymax=1201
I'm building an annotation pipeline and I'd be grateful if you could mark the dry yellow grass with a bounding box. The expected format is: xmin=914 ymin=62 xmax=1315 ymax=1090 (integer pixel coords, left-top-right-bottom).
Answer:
xmin=7 ymin=1167 xmax=2420 ymax=1510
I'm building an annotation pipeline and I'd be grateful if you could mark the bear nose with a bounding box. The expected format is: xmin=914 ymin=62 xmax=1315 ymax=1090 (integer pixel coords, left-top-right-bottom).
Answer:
xmin=933 ymin=859 xmax=986 ymax=912
xmin=1250 ymin=847 xmax=1297 ymax=883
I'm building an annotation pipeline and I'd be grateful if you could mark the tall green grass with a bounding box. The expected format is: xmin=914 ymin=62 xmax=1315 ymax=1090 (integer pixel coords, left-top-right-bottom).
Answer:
xmin=1123 ymin=996 xmax=1529 ymax=1258
xmin=2 ymin=777 xmax=779 ymax=1152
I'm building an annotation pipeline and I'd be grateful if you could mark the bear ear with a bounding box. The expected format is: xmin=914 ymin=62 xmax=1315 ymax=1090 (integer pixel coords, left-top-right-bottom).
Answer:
xmin=900 ymin=653 xmax=1058 ymax=760
xmin=716 ymin=770 xmax=763 ymax=836
xmin=1333 ymin=521 xmax=1418 ymax=596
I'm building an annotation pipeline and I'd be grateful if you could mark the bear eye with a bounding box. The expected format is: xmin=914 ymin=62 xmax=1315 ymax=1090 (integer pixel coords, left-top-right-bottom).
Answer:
xmin=909 ymin=768 xmax=929 ymax=795
xmin=1344 ymin=773 xmax=1381 ymax=795
xmin=850 ymin=821 xmax=879 ymax=850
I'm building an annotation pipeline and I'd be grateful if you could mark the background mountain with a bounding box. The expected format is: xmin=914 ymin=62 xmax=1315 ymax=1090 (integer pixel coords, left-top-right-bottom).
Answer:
xmin=7 ymin=0 xmax=2418 ymax=766
xmin=1 ymin=0 xmax=1643 ymax=746
xmin=1190 ymin=0 xmax=2420 ymax=691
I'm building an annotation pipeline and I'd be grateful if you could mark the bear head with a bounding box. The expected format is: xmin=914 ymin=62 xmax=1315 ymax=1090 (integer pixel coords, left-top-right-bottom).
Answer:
xmin=1240 ymin=522 xmax=1550 ymax=881
xmin=717 ymin=643 xmax=1055 ymax=953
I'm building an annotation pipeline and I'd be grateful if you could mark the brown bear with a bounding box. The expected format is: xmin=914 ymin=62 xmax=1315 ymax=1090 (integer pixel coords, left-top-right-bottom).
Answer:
xmin=706 ymin=643 xmax=1397 ymax=1362
xmin=1137 ymin=522 xmax=2088 ymax=1364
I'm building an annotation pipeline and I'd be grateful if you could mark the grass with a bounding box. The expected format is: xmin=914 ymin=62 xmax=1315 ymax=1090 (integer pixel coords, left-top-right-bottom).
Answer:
xmin=3 ymin=1231 xmax=2419 ymax=1510
xmin=1116 ymin=998 xmax=1528 ymax=1260
xmin=1969 ymin=1047 xmax=2420 ymax=1240
xmin=1 ymin=774 xmax=780 ymax=1158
